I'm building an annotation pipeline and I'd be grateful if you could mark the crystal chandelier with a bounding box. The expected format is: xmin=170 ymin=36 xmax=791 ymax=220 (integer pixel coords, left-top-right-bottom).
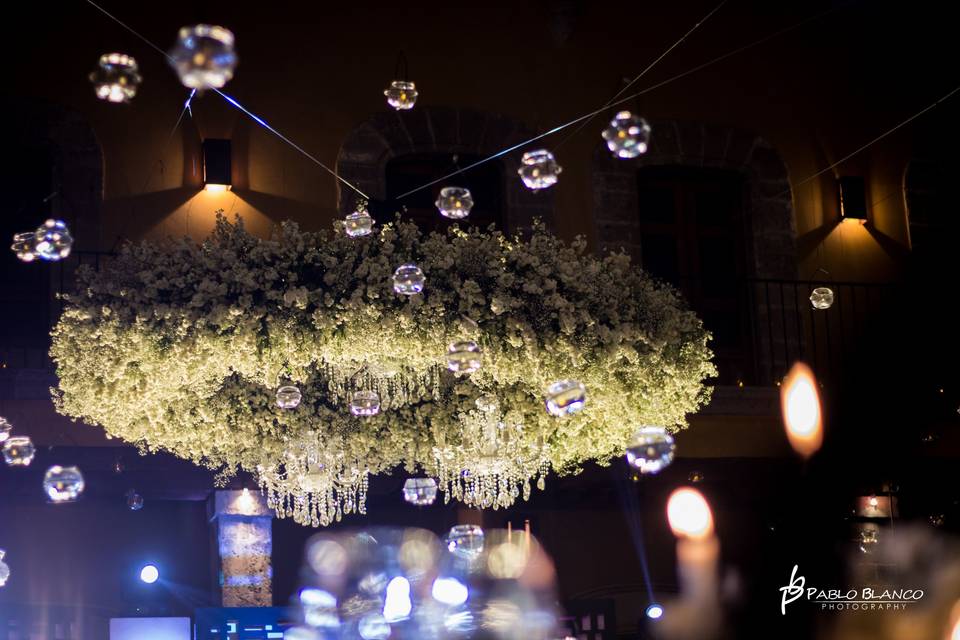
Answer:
xmin=432 ymin=407 xmax=550 ymax=510
xmin=258 ymin=446 xmax=370 ymax=527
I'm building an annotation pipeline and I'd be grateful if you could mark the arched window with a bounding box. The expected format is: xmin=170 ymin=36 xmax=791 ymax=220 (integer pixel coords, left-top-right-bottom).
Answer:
xmin=0 ymin=102 xmax=102 ymax=369
xmin=0 ymin=143 xmax=57 ymax=360
xmin=905 ymin=158 xmax=958 ymax=255
xmin=635 ymin=166 xmax=751 ymax=383
xmin=385 ymin=153 xmax=504 ymax=233
xmin=338 ymin=108 xmax=553 ymax=234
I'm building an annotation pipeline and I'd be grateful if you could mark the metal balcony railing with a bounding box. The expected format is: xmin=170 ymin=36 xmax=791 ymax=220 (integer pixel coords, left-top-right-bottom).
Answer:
xmin=706 ymin=278 xmax=900 ymax=386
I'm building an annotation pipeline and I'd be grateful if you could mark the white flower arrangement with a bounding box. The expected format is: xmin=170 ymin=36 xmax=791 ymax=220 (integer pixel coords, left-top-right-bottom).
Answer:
xmin=50 ymin=214 xmax=715 ymax=525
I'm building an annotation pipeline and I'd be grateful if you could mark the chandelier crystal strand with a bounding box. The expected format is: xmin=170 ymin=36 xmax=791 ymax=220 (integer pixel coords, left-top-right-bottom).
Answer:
xmin=431 ymin=408 xmax=550 ymax=510
xmin=316 ymin=362 xmax=442 ymax=411
xmin=257 ymin=447 xmax=370 ymax=526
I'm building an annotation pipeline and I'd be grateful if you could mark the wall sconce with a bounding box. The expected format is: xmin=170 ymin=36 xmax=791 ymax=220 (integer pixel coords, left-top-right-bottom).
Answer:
xmin=202 ymin=138 xmax=232 ymax=192
xmin=837 ymin=176 xmax=867 ymax=221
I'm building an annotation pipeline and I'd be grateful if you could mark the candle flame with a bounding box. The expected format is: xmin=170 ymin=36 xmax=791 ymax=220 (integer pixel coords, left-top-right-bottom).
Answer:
xmin=781 ymin=362 xmax=823 ymax=459
xmin=947 ymin=600 xmax=960 ymax=640
xmin=667 ymin=487 xmax=714 ymax=540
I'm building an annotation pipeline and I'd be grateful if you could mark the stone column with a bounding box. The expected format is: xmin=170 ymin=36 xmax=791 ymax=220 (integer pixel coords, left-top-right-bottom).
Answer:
xmin=208 ymin=489 xmax=273 ymax=606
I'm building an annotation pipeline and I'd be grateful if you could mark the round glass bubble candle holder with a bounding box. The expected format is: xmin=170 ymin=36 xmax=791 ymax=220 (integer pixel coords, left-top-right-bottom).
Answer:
xmin=43 ymin=465 xmax=86 ymax=503
xmin=809 ymin=287 xmax=835 ymax=310
xmin=33 ymin=219 xmax=73 ymax=261
xmin=392 ymin=264 xmax=425 ymax=295
xmin=518 ymin=150 xmax=562 ymax=190
xmin=403 ymin=478 xmax=438 ymax=506
xmin=602 ymin=111 xmax=651 ymax=158
xmin=3 ymin=436 xmax=35 ymax=467
xmin=625 ymin=426 xmax=676 ymax=475
xmin=435 ymin=187 xmax=474 ymax=219
xmin=344 ymin=201 xmax=374 ymax=238
xmin=277 ymin=385 xmax=303 ymax=409
xmin=169 ymin=24 xmax=237 ymax=90
xmin=11 ymin=232 xmax=38 ymax=262
xmin=446 ymin=341 xmax=482 ymax=374
xmin=90 ymin=53 xmax=143 ymax=103
xmin=544 ymin=379 xmax=586 ymax=417
xmin=350 ymin=391 xmax=381 ymax=417
xmin=0 ymin=550 xmax=9 ymax=587
xmin=384 ymin=80 xmax=418 ymax=110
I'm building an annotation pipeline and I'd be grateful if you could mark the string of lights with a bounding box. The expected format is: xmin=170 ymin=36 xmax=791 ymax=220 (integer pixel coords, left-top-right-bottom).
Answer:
xmin=83 ymin=0 xmax=370 ymax=201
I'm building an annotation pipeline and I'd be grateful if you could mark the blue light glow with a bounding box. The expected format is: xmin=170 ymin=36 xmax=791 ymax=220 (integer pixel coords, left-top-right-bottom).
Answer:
xmin=645 ymin=603 xmax=664 ymax=619
xmin=431 ymin=577 xmax=469 ymax=606
xmin=140 ymin=564 xmax=159 ymax=584
xmin=382 ymin=576 xmax=412 ymax=622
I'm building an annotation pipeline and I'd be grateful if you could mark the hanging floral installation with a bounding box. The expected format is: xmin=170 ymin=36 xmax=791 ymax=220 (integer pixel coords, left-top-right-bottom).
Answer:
xmin=50 ymin=215 xmax=715 ymax=525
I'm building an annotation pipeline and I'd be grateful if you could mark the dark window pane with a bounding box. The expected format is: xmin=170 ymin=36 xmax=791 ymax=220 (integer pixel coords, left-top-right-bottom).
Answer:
xmin=637 ymin=187 xmax=676 ymax=225
xmin=385 ymin=153 xmax=504 ymax=233
xmin=698 ymin=236 xmax=738 ymax=296
xmin=0 ymin=144 xmax=55 ymax=351
xmin=695 ymin=188 xmax=738 ymax=227
xmin=701 ymin=309 xmax=741 ymax=348
xmin=639 ymin=234 xmax=679 ymax=285
xmin=636 ymin=166 xmax=748 ymax=381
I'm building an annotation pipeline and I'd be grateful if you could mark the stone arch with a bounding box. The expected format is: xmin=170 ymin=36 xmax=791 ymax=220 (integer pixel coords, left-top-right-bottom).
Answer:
xmin=11 ymin=99 xmax=104 ymax=247
xmin=591 ymin=119 xmax=797 ymax=280
xmin=0 ymin=99 xmax=103 ymax=367
xmin=903 ymin=156 xmax=958 ymax=253
xmin=337 ymin=107 xmax=554 ymax=233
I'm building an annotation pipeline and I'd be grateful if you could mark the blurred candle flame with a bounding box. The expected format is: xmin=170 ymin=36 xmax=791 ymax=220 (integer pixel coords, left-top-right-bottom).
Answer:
xmin=667 ymin=487 xmax=714 ymax=540
xmin=781 ymin=362 xmax=823 ymax=459
xmin=948 ymin=599 xmax=960 ymax=640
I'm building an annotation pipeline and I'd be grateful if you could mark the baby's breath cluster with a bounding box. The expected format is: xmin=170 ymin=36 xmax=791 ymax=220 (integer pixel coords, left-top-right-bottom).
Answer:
xmin=51 ymin=214 xmax=715 ymax=525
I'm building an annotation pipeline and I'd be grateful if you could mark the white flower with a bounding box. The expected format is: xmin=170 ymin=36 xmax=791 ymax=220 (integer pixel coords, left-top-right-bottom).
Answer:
xmin=50 ymin=213 xmax=715 ymax=526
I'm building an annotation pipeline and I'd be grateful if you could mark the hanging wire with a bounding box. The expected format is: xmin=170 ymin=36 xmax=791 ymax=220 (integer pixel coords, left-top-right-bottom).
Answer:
xmin=83 ymin=0 xmax=369 ymax=201
xmin=394 ymin=51 xmax=410 ymax=81
xmin=395 ymin=2 xmax=851 ymax=201
xmin=780 ymin=83 xmax=960 ymax=199
xmin=552 ymin=0 xmax=729 ymax=152
xmin=110 ymin=90 xmax=196 ymax=251
xmin=212 ymin=89 xmax=370 ymax=199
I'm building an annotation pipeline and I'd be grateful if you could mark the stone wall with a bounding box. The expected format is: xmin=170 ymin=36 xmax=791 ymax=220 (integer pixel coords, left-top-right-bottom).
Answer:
xmin=592 ymin=120 xmax=800 ymax=382
xmin=337 ymin=107 xmax=554 ymax=234
xmin=592 ymin=119 xmax=797 ymax=280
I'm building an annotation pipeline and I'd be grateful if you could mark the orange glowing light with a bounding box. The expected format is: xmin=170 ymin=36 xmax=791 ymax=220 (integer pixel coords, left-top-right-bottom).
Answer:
xmin=204 ymin=183 xmax=230 ymax=192
xmin=781 ymin=362 xmax=823 ymax=459
xmin=667 ymin=487 xmax=714 ymax=541
xmin=947 ymin=600 xmax=960 ymax=640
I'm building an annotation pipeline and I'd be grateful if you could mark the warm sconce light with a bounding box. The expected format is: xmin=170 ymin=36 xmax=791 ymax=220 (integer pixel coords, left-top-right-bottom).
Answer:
xmin=202 ymin=138 xmax=232 ymax=192
xmin=781 ymin=362 xmax=823 ymax=459
xmin=838 ymin=176 xmax=867 ymax=221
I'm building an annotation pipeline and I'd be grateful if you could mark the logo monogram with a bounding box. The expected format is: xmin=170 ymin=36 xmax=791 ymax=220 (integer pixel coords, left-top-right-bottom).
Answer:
xmin=779 ymin=565 xmax=806 ymax=615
